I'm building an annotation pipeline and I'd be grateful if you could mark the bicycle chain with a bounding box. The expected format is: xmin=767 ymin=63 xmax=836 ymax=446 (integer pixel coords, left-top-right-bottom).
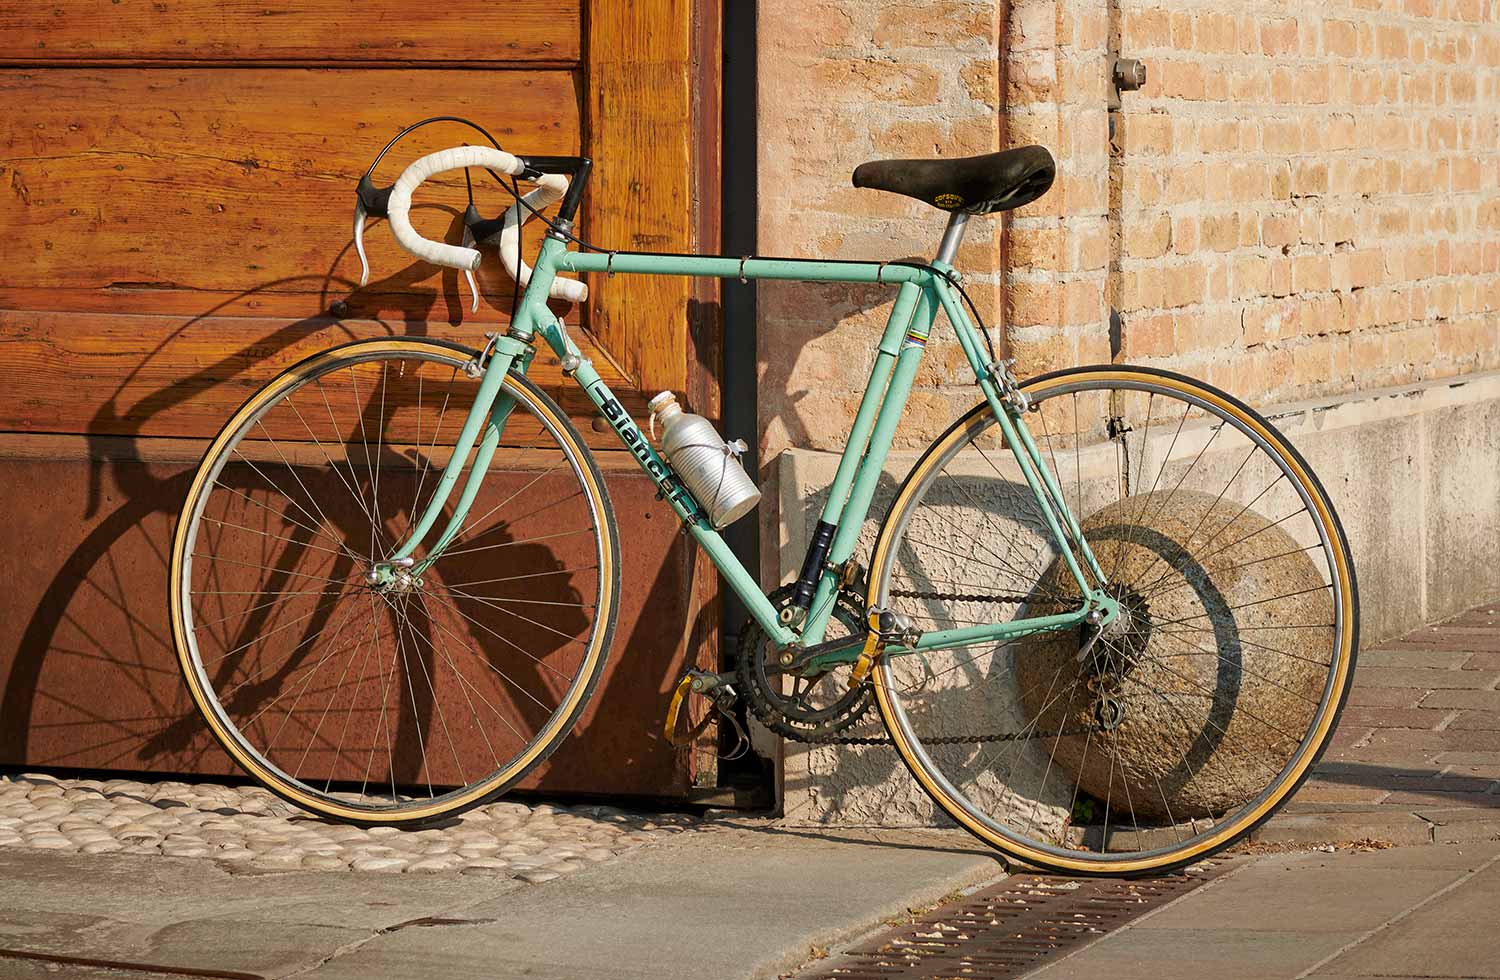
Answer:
xmin=887 ymin=588 xmax=1032 ymax=605
xmin=787 ymin=725 xmax=1095 ymax=746
xmin=752 ymin=586 xmax=1094 ymax=746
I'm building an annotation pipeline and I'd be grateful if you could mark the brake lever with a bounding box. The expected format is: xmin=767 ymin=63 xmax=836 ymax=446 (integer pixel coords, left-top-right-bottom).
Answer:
xmin=353 ymin=173 xmax=394 ymax=287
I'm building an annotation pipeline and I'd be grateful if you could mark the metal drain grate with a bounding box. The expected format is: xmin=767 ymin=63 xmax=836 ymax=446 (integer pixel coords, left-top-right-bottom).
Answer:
xmin=796 ymin=860 xmax=1237 ymax=980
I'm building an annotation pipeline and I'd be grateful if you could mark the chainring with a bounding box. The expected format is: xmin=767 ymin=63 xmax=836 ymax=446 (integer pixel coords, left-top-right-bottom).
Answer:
xmin=737 ymin=585 xmax=875 ymax=741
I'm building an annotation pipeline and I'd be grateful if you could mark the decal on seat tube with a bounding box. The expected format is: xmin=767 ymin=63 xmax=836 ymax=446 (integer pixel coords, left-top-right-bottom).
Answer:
xmin=590 ymin=380 xmax=700 ymax=516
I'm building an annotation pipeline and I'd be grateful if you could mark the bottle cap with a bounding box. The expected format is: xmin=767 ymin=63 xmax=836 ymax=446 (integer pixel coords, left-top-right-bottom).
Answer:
xmin=647 ymin=391 xmax=678 ymax=413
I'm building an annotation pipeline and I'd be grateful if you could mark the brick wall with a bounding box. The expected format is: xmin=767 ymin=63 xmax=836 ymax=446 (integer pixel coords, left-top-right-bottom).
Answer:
xmin=1110 ymin=0 xmax=1500 ymax=399
xmin=756 ymin=0 xmax=1500 ymax=458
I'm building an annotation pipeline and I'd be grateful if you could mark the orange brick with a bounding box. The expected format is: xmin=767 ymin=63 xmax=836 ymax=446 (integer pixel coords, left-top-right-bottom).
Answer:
xmin=1202 ymin=212 xmax=1240 ymax=252
xmin=813 ymin=59 xmax=942 ymax=106
xmin=1262 ymin=213 xmax=1297 ymax=248
xmin=1270 ymin=257 xmax=1292 ymax=297
xmin=1377 ymin=25 xmax=1409 ymax=60
xmin=1061 ymin=279 xmax=1105 ymax=325
xmin=1161 ymin=60 xmax=1207 ymax=100
xmin=1293 ymin=337 xmax=1334 ymax=387
xmin=1293 ymin=161 xmax=1329 ymax=198
xmin=873 ymin=2 xmax=993 ymax=48
xmin=1126 ymin=312 xmax=1175 ymax=357
xmin=960 ymin=59 xmax=1000 ymax=106
xmin=1122 ymin=268 xmax=1165 ymax=310
xmin=1164 ymin=262 xmax=1207 ymax=308
xmin=1125 ymin=212 xmax=1173 ymax=259
xmin=1260 ymin=17 xmax=1299 ymax=56
xmin=1125 ymin=7 xmax=1171 ymax=48
xmin=1262 ymin=118 xmax=1302 ymax=154
xmin=1325 ymin=19 xmax=1359 ymax=57
xmin=1172 ymin=215 xmax=1200 ymax=254
xmin=1195 ymin=12 xmax=1238 ymax=53
xmin=1234 ymin=256 xmax=1271 ymax=299
xmin=1005 ymin=280 xmax=1059 ymax=327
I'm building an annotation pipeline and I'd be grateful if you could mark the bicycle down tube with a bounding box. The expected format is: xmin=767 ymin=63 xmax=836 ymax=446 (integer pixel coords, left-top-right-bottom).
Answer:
xmin=374 ymin=229 xmax=1117 ymax=661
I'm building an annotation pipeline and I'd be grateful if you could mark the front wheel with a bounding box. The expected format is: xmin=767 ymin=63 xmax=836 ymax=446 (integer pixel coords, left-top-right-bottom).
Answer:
xmin=868 ymin=365 xmax=1359 ymax=875
xmin=170 ymin=338 xmax=620 ymax=825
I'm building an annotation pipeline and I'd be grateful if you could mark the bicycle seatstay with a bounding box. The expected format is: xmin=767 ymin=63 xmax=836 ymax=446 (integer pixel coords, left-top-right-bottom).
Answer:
xmin=387 ymin=227 xmax=1114 ymax=656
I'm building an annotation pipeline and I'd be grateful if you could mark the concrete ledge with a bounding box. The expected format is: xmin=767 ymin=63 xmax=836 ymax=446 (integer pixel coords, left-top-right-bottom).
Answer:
xmin=771 ymin=368 xmax=1500 ymax=826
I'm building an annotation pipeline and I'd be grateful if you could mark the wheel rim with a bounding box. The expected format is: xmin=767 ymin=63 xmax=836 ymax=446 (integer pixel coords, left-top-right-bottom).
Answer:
xmin=873 ymin=368 xmax=1355 ymax=871
xmin=173 ymin=341 xmax=613 ymax=820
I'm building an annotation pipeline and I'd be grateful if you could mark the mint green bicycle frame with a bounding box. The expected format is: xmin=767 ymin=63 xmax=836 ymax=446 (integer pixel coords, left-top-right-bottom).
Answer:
xmin=375 ymin=223 xmax=1118 ymax=669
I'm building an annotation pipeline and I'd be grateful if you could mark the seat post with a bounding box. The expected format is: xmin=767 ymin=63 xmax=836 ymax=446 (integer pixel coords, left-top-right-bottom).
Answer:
xmin=934 ymin=211 xmax=970 ymax=265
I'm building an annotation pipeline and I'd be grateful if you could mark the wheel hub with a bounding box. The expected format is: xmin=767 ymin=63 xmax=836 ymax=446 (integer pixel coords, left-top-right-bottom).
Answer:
xmin=1082 ymin=583 xmax=1153 ymax=681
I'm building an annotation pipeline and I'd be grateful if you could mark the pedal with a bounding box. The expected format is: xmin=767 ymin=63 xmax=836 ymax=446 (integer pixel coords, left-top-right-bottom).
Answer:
xmin=662 ymin=668 xmax=738 ymax=747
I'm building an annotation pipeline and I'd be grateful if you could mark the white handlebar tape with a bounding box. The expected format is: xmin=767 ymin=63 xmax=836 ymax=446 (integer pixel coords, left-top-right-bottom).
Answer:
xmin=385 ymin=144 xmax=589 ymax=305
xmin=496 ymin=174 xmax=589 ymax=304
xmin=386 ymin=146 xmax=523 ymax=272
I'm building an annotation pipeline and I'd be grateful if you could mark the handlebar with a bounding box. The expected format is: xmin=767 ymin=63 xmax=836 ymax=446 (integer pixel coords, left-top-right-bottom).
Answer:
xmin=353 ymin=144 xmax=588 ymax=312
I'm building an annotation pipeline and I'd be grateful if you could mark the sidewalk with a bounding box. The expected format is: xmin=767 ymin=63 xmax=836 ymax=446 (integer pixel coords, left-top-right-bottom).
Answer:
xmin=1255 ymin=599 xmax=1500 ymax=847
xmin=0 ymin=820 xmax=1000 ymax=980
xmin=1023 ymin=839 xmax=1500 ymax=979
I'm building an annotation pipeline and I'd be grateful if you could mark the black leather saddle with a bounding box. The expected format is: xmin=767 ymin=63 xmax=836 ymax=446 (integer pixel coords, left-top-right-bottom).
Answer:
xmin=851 ymin=145 xmax=1056 ymax=215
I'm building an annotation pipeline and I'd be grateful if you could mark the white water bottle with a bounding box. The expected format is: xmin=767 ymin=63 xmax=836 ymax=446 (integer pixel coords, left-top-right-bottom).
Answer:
xmin=648 ymin=392 xmax=761 ymax=529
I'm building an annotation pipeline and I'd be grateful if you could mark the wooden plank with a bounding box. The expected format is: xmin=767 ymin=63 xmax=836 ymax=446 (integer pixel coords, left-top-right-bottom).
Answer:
xmin=684 ymin=0 xmax=724 ymax=786
xmin=0 ymin=1 xmax=580 ymax=65
xmin=582 ymin=0 xmax=697 ymax=394
xmin=0 ymin=309 xmax=644 ymax=446
xmin=0 ymin=450 xmax=697 ymax=797
xmin=0 ymin=68 xmax=580 ymax=299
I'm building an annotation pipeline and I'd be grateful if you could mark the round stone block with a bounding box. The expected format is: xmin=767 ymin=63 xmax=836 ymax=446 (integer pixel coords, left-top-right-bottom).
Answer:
xmin=1016 ymin=489 xmax=1334 ymax=820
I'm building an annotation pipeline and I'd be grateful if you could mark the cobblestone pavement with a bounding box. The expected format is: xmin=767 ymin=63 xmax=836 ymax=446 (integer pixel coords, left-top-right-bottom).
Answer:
xmin=1259 ymin=598 xmax=1500 ymax=846
xmin=0 ymin=772 xmax=692 ymax=881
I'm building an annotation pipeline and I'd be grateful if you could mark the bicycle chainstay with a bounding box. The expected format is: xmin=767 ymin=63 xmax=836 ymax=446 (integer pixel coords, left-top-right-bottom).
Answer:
xmin=779 ymin=587 xmax=1094 ymax=746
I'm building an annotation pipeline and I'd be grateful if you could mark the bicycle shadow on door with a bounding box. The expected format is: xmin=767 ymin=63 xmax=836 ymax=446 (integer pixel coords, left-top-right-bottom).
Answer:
xmin=1 ymin=219 xmax=702 ymax=804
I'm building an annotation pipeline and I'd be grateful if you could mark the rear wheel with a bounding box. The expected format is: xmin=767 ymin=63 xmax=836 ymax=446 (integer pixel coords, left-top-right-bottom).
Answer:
xmin=170 ymin=338 xmax=620 ymax=825
xmin=869 ymin=365 xmax=1358 ymax=875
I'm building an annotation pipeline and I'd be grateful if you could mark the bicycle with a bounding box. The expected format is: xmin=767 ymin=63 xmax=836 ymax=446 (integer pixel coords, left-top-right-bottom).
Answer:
xmin=170 ymin=117 xmax=1359 ymax=876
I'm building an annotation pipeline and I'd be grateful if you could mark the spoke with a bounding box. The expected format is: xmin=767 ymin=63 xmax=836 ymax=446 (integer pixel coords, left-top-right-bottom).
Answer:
xmin=1148 ymin=628 xmax=1320 ymax=705
xmin=200 ymin=515 xmax=347 ymax=559
xmin=322 ymin=599 xmax=384 ymax=794
xmin=1148 ymin=583 xmax=1332 ymax=631
xmin=1130 ymin=467 xmax=1285 ymax=600
xmin=1137 ymin=542 xmax=1327 ymax=604
xmin=423 ymin=583 xmax=582 ymax=675
xmin=1140 ymin=655 xmax=1304 ymax=745
xmin=198 ymin=589 xmax=351 ymax=669
xmin=315 ymin=376 xmax=381 ymax=541
xmin=247 ymin=416 xmax=369 ymax=570
xmin=191 ymin=553 xmax=347 ymax=590
xmin=1155 ymin=624 xmax=1332 ymax=666
xmin=410 ymin=590 xmax=517 ymax=764
xmin=410 ymin=365 xmax=460 ymax=537
xmin=443 ymin=565 xmax=598 ymax=590
xmin=282 ymin=390 xmax=383 ymax=533
xmin=421 ymin=600 xmax=559 ymax=715
xmin=345 ymin=359 xmax=384 ymax=561
xmin=436 ymin=526 xmax=597 ymax=560
xmin=239 ymin=593 xmax=369 ymax=736
xmin=209 ymin=483 xmax=352 ymax=560
xmin=387 ymin=588 xmax=435 ymax=792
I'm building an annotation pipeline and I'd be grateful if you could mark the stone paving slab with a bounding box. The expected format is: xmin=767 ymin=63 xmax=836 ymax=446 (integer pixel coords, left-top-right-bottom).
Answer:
xmin=1256 ymin=599 xmax=1500 ymax=848
xmin=0 ymin=771 xmax=687 ymax=882
xmin=0 ymin=820 xmax=999 ymax=980
xmin=1024 ymin=841 xmax=1500 ymax=980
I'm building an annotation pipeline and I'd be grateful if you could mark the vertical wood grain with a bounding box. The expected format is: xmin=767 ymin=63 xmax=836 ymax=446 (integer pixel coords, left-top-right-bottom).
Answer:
xmin=581 ymin=0 xmax=697 ymax=396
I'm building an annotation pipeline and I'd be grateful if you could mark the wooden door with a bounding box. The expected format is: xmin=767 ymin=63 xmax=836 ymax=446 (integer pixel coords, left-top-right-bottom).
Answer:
xmin=0 ymin=0 xmax=723 ymax=799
